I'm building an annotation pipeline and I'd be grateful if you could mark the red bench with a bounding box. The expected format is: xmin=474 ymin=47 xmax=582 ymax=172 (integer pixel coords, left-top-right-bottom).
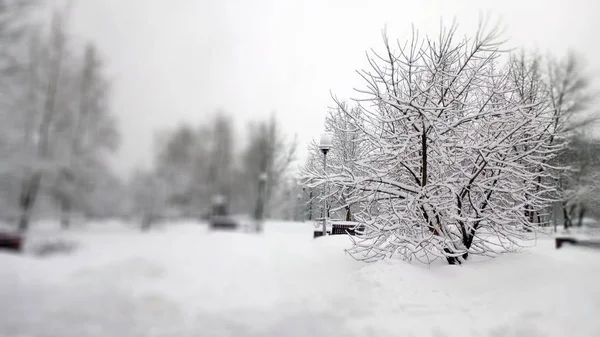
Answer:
xmin=0 ymin=231 xmax=22 ymax=252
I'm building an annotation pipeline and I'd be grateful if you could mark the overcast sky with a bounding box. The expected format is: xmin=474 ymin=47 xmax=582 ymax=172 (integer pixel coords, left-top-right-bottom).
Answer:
xmin=61 ymin=0 xmax=599 ymax=178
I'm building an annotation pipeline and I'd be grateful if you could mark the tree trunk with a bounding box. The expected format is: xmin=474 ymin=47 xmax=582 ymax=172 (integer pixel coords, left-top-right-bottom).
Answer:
xmin=523 ymin=203 xmax=533 ymax=232
xmin=345 ymin=205 xmax=352 ymax=221
xmin=577 ymin=206 xmax=586 ymax=227
xmin=461 ymin=229 xmax=476 ymax=261
xmin=308 ymin=190 xmax=313 ymax=221
xmin=444 ymin=248 xmax=461 ymax=265
xmin=18 ymin=173 xmax=42 ymax=232
xmin=60 ymin=197 xmax=71 ymax=229
xmin=141 ymin=214 xmax=152 ymax=231
xmin=254 ymin=178 xmax=266 ymax=232
xmin=562 ymin=202 xmax=572 ymax=230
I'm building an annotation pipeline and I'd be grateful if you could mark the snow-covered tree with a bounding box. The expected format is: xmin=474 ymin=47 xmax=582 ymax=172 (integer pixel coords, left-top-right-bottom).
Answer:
xmin=0 ymin=1 xmax=37 ymax=222
xmin=207 ymin=113 xmax=236 ymax=203
xmin=506 ymin=50 xmax=596 ymax=228
xmin=308 ymin=102 xmax=367 ymax=221
xmin=0 ymin=0 xmax=34 ymax=77
xmin=50 ymin=42 xmax=119 ymax=228
xmin=12 ymin=11 xmax=70 ymax=231
xmin=269 ymin=177 xmax=306 ymax=221
xmin=146 ymin=113 xmax=297 ymax=221
xmin=554 ymin=136 xmax=600 ymax=228
xmin=151 ymin=113 xmax=237 ymax=218
xmin=0 ymin=6 xmax=121 ymax=229
xmin=304 ymin=21 xmax=581 ymax=264
xmin=240 ymin=115 xmax=296 ymax=219
xmin=130 ymin=169 xmax=167 ymax=231
xmin=154 ymin=124 xmax=197 ymax=216
xmin=81 ymin=165 xmax=127 ymax=220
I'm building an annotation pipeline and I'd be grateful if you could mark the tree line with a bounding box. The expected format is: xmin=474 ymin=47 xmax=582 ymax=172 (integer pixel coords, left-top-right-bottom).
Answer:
xmin=130 ymin=113 xmax=300 ymax=229
xmin=0 ymin=3 xmax=304 ymax=231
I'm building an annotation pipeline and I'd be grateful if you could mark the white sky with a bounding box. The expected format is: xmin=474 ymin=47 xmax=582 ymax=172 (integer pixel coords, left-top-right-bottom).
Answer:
xmin=62 ymin=0 xmax=599 ymax=178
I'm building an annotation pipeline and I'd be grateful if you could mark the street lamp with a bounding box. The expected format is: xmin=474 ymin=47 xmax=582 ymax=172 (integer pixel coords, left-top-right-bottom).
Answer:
xmin=319 ymin=132 xmax=333 ymax=236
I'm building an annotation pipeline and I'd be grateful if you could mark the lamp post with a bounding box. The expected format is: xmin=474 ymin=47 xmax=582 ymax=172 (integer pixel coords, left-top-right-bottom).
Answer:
xmin=319 ymin=132 xmax=333 ymax=236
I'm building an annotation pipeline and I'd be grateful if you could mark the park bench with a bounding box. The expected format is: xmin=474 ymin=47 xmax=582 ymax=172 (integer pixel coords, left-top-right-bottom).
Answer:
xmin=313 ymin=220 xmax=365 ymax=238
xmin=209 ymin=215 xmax=239 ymax=231
xmin=555 ymin=218 xmax=600 ymax=250
xmin=208 ymin=195 xmax=241 ymax=231
xmin=0 ymin=230 xmax=22 ymax=252
xmin=555 ymin=237 xmax=600 ymax=249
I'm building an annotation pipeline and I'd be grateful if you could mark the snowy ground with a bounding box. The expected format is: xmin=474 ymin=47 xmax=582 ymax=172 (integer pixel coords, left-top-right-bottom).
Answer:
xmin=2 ymin=220 xmax=600 ymax=337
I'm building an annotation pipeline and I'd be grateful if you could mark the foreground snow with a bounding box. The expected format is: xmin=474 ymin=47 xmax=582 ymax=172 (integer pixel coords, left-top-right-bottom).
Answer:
xmin=1 ymin=221 xmax=600 ymax=337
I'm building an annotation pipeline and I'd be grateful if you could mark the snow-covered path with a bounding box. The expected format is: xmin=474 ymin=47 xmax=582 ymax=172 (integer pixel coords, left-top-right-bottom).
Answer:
xmin=2 ymin=221 xmax=600 ymax=336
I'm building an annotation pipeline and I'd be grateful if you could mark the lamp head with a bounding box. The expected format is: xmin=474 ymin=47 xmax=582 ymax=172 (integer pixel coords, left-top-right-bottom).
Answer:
xmin=319 ymin=132 xmax=333 ymax=155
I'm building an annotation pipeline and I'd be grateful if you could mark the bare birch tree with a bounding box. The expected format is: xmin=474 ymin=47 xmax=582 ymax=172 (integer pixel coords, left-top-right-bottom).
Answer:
xmin=16 ymin=11 xmax=68 ymax=231
xmin=0 ymin=1 xmax=37 ymax=221
xmin=241 ymin=115 xmax=296 ymax=219
xmin=0 ymin=4 xmax=119 ymax=230
xmin=51 ymin=43 xmax=119 ymax=228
